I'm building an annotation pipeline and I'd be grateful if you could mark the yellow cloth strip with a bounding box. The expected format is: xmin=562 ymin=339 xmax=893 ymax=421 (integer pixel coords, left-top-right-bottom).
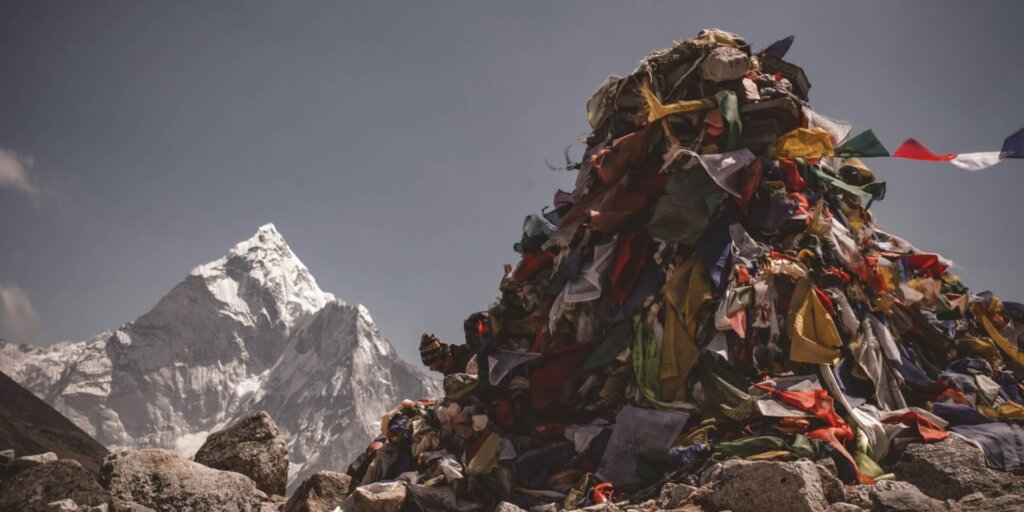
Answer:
xmin=639 ymin=82 xmax=715 ymax=124
xmin=660 ymin=256 xmax=711 ymax=401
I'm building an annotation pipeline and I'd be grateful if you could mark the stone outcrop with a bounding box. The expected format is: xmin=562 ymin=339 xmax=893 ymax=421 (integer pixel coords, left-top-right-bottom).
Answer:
xmin=893 ymin=436 xmax=1000 ymax=500
xmin=0 ymin=458 xmax=113 ymax=512
xmin=100 ymin=449 xmax=267 ymax=512
xmin=702 ymin=459 xmax=829 ymax=512
xmin=282 ymin=471 xmax=351 ymax=512
xmin=194 ymin=411 xmax=288 ymax=497
xmin=342 ymin=481 xmax=407 ymax=512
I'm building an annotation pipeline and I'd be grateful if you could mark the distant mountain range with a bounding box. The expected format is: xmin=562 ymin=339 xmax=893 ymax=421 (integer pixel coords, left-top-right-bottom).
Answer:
xmin=0 ymin=224 xmax=441 ymax=490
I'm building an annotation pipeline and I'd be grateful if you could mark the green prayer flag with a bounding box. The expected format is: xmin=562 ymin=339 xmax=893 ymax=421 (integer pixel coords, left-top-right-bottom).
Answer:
xmin=833 ymin=129 xmax=889 ymax=157
xmin=814 ymin=169 xmax=886 ymax=203
xmin=632 ymin=314 xmax=662 ymax=401
xmin=716 ymin=90 xmax=742 ymax=152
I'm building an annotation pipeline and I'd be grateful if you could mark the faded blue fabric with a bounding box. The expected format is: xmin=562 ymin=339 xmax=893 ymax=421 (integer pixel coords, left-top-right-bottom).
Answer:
xmin=932 ymin=402 xmax=993 ymax=426
xmin=668 ymin=441 xmax=712 ymax=472
xmin=950 ymin=422 xmax=1024 ymax=471
xmin=514 ymin=443 xmax=574 ymax=489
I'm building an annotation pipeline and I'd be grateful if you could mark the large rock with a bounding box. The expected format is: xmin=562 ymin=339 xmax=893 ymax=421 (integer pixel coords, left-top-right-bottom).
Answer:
xmin=869 ymin=485 xmax=947 ymax=512
xmin=0 ymin=459 xmax=113 ymax=512
xmin=814 ymin=459 xmax=845 ymax=504
xmin=657 ymin=482 xmax=698 ymax=509
xmin=194 ymin=411 xmax=288 ymax=496
xmin=283 ymin=471 xmax=351 ymax=512
xmin=346 ymin=481 xmax=407 ymax=512
xmin=958 ymin=492 xmax=1024 ymax=512
xmin=893 ymin=437 xmax=999 ymax=500
xmin=703 ymin=459 xmax=828 ymax=512
xmin=12 ymin=451 xmax=59 ymax=474
xmin=100 ymin=449 xmax=267 ymax=512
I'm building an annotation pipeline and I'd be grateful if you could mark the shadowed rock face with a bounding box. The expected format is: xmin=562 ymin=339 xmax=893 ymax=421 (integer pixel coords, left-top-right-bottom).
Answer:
xmin=702 ymin=459 xmax=829 ymax=512
xmin=0 ymin=369 xmax=108 ymax=474
xmin=100 ymin=448 xmax=267 ymax=512
xmin=1 ymin=224 xmax=441 ymax=492
xmin=0 ymin=458 xmax=113 ymax=512
xmin=194 ymin=410 xmax=288 ymax=497
xmin=283 ymin=471 xmax=351 ymax=512
xmin=894 ymin=436 xmax=1000 ymax=500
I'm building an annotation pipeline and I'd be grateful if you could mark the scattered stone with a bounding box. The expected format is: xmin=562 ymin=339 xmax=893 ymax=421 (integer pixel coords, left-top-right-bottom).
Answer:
xmin=893 ymin=437 xmax=999 ymax=500
xmin=350 ymin=481 xmax=406 ymax=512
xmin=194 ymin=411 xmax=289 ymax=497
xmin=45 ymin=499 xmax=78 ymax=511
xmin=703 ymin=459 xmax=828 ymax=512
xmin=113 ymin=503 xmax=155 ymax=512
xmin=957 ymin=491 xmax=1024 ymax=512
xmin=100 ymin=449 xmax=267 ymax=512
xmin=259 ymin=494 xmax=287 ymax=512
xmin=283 ymin=471 xmax=351 ymax=512
xmin=843 ymin=480 xmax=920 ymax=510
xmin=657 ymin=482 xmax=699 ymax=509
xmin=12 ymin=451 xmax=59 ymax=474
xmin=0 ymin=459 xmax=113 ymax=512
xmin=869 ymin=485 xmax=947 ymax=512
xmin=700 ymin=46 xmax=751 ymax=82
xmin=827 ymin=503 xmax=864 ymax=512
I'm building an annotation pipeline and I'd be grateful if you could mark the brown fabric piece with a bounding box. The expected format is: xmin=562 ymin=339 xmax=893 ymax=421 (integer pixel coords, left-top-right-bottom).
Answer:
xmin=590 ymin=173 xmax=668 ymax=234
xmin=590 ymin=124 xmax=654 ymax=185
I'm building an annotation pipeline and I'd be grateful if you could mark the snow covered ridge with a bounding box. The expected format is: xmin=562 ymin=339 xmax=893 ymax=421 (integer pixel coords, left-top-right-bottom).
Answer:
xmin=0 ymin=224 xmax=441 ymax=492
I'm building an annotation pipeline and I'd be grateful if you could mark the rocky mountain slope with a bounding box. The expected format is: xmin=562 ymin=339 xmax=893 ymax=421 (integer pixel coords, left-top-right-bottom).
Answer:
xmin=0 ymin=368 xmax=109 ymax=474
xmin=0 ymin=224 xmax=441 ymax=490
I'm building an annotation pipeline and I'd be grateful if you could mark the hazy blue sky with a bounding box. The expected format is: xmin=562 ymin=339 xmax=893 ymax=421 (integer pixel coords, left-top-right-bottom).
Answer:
xmin=2 ymin=1 xmax=1024 ymax=364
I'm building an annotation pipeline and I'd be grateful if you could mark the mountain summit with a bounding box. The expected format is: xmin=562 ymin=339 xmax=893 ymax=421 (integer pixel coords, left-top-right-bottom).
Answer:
xmin=0 ymin=225 xmax=440 ymax=491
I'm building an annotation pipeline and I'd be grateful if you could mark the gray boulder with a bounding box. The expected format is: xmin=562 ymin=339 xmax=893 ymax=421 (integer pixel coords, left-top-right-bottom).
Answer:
xmin=0 ymin=459 xmax=113 ymax=512
xmin=703 ymin=459 xmax=828 ymax=512
xmin=700 ymin=46 xmax=751 ymax=82
xmin=347 ymin=481 xmax=407 ymax=512
xmin=283 ymin=471 xmax=351 ymax=512
xmin=12 ymin=451 xmax=59 ymax=474
xmin=194 ymin=411 xmax=288 ymax=497
xmin=44 ymin=500 xmax=79 ymax=511
xmin=814 ymin=459 xmax=845 ymax=504
xmin=843 ymin=480 xmax=922 ymax=510
xmin=657 ymin=482 xmax=699 ymax=509
xmin=958 ymin=491 xmax=1024 ymax=512
xmin=893 ymin=437 xmax=999 ymax=500
xmin=100 ymin=449 xmax=267 ymax=512
xmin=869 ymin=485 xmax=947 ymax=512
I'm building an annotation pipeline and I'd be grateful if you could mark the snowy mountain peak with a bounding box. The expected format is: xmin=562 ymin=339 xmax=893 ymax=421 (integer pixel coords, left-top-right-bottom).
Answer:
xmin=186 ymin=225 xmax=336 ymax=328
xmin=227 ymin=223 xmax=288 ymax=258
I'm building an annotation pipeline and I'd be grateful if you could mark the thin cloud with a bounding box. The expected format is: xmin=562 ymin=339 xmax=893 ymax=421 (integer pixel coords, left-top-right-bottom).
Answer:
xmin=0 ymin=147 xmax=41 ymax=202
xmin=0 ymin=283 xmax=41 ymax=342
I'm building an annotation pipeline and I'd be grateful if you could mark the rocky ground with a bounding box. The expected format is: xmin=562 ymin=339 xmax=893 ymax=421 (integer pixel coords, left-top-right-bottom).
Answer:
xmin=1 ymin=410 xmax=1022 ymax=512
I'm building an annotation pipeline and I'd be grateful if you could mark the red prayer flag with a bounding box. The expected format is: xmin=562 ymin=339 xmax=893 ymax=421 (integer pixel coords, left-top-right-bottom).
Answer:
xmin=892 ymin=139 xmax=956 ymax=161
